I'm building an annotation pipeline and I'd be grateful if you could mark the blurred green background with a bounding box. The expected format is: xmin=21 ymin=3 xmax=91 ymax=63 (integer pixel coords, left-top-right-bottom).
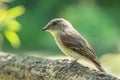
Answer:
xmin=0 ymin=0 xmax=120 ymax=77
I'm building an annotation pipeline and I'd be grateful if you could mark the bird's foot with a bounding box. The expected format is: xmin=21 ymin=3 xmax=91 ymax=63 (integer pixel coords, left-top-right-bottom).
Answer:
xmin=67 ymin=60 xmax=77 ymax=69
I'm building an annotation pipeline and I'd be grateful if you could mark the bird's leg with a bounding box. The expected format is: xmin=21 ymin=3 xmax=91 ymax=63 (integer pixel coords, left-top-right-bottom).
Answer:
xmin=67 ymin=59 xmax=77 ymax=69
xmin=59 ymin=60 xmax=77 ymax=73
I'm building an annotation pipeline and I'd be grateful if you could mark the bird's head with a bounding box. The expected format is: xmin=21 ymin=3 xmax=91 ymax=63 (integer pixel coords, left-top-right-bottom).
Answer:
xmin=42 ymin=18 xmax=73 ymax=35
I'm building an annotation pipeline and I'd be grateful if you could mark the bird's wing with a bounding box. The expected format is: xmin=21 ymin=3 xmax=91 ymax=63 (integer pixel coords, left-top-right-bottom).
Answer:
xmin=60 ymin=30 xmax=97 ymax=60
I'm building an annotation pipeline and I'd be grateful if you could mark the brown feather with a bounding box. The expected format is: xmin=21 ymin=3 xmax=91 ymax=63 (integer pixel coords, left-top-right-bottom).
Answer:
xmin=60 ymin=28 xmax=106 ymax=72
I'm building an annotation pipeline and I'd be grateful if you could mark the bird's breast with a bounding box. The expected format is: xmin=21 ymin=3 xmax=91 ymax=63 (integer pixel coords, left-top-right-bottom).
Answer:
xmin=54 ymin=34 xmax=84 ymax=60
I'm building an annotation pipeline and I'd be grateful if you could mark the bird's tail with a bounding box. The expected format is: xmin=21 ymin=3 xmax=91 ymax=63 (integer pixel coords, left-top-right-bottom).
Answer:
xmin=95 ymin=63 xmax=106 ymax=73
xmin=93 ymin=59 xmax=106 ymax=73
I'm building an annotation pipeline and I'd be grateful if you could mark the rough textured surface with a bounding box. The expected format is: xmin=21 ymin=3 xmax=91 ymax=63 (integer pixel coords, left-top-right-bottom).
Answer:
xmin=0 ymin=54 xmax=119 ymax=80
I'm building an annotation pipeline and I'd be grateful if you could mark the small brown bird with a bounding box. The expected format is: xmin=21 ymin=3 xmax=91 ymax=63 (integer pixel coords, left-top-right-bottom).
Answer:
xmin=42 ymin=18 xmax=105 ymax=72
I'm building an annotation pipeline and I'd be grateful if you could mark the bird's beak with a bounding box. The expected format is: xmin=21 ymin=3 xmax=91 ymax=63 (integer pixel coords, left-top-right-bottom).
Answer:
xmin=42 ymin=26 xmax=48 ymax=31
xmin=42 ymin=27 xmax=46 ymax=31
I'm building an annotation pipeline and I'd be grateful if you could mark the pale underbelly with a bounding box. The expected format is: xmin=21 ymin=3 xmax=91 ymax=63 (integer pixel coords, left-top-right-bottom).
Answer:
xmin=54 ymin=36 xmax=97 ymax=70
xmin=55 ymin=37 xmax=88 ymax=60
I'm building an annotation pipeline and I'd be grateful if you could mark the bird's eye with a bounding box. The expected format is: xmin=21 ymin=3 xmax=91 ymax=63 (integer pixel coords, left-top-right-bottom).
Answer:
xmin=52 ymin=22 xmax=57 ymax=25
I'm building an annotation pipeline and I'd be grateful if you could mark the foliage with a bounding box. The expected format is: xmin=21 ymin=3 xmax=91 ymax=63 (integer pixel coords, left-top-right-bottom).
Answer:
xmin=1 ymin=0 xmax=120 ymax=56
xmin=0 ymin=1 xmax=25 ymax=49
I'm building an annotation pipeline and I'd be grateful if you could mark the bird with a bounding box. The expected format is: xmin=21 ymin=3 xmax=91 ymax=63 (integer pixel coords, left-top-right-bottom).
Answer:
xmin=42 ymin=18 xmax=106 ymax=72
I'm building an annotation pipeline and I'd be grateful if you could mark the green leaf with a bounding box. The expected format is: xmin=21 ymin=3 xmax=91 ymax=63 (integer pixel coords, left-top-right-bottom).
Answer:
xmin=7 ymin=20 xmax=21 ymax=31
xmin=4 ymin=30 xmax=21 ymax=48
xmin=7 ymin=6 xmax=25 ymax=18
